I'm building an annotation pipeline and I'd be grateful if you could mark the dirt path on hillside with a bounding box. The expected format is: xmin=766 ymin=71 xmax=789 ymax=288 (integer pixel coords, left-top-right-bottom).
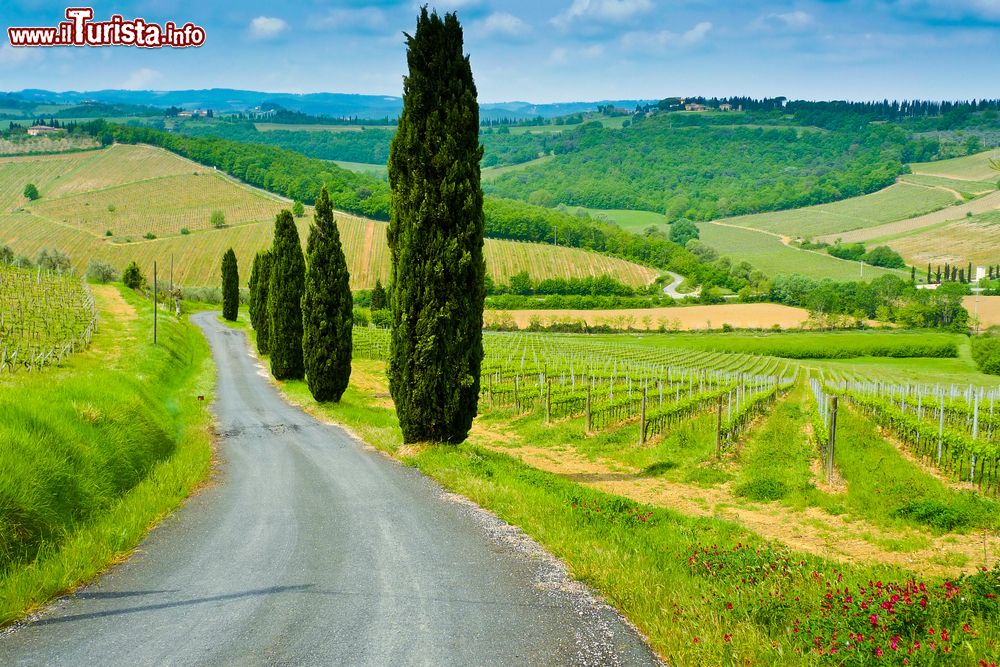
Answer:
xmin=470 ymin=424 xmax=1000 ymax=578
xmin=818 ymin=190 xmax=1000 ymax=244
xmin=85 ymin=285 xmax=138 ymax=366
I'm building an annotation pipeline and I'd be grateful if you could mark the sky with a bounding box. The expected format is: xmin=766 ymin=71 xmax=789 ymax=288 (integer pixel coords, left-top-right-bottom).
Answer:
xmin=1 ymin=0 xmax=999 ymax=103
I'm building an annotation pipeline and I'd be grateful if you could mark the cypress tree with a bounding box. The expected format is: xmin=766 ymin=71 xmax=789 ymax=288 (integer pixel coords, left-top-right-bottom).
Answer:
xmin=250 ymin=250 xmax=273 ymax=355
xmin=926 ymin=263 xmax=931 ymax=284
xmin=371 ymin=279 xmax=387 ymax=311
xmin=302 ymin=187 xmax=353 ymax=402
xmin=267 ymin=210 xmax=306 ymax=379
xmin=221 ymin=248 xmax=239 ymax=321
xmin=387 ymin=8 xmax=485 ymax=444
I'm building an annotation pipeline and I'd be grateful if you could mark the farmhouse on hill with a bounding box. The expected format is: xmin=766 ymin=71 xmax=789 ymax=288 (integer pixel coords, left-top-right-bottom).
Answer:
xmin=27 ymin=125 xmax=61 ymax=136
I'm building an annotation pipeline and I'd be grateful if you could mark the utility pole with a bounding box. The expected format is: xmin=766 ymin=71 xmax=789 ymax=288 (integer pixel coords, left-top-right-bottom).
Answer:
xmin=153 ymin=261 xmax=158 ymax=346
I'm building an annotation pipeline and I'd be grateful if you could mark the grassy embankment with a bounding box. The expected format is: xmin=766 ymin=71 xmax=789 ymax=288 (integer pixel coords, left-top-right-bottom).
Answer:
xmin=0 ymin=285 xmax=215 ymax=626
xmin=227 ymin=314 xmax=1000 ymax=665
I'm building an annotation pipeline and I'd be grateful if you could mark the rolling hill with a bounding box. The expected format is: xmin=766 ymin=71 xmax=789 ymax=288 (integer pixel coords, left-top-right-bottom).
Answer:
xmin=0 ymin=145 xmax=659 ymax=290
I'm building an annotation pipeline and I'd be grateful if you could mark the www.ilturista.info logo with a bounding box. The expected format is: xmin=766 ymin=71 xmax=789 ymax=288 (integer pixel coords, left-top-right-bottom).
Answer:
xmin=7 ymin=7 xmax=205 ymax=48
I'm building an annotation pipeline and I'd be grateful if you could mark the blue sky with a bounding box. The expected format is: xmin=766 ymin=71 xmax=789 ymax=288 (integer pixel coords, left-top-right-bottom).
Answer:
xmin=1 ymin=1 xmax=999 ymax=103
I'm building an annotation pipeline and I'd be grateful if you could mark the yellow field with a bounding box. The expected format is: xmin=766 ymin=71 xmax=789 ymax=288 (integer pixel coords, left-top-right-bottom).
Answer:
xmin=886 ymin=214 xmax=1000 ymax=266
xmin=966 ymin=295 xmax=1000 ymax=329
xmin=910 ymin=149 xmax=1000 ymax=182
xmin=484 ymin=303 xmax=811 ymax=331
xmin=0 ymin=144 xmax=659 ymax=290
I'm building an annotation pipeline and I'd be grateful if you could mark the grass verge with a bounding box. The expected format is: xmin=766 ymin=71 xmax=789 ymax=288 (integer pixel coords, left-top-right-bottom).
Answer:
xmin=0 ymin=285 xmax=215 ymax=626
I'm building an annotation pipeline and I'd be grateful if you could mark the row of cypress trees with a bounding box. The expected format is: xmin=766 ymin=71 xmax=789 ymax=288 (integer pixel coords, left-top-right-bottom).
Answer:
xmin=241 ymin=8 xmax=486 ymax=443
xmin=245 ymin=186 xmax=353 ymax=402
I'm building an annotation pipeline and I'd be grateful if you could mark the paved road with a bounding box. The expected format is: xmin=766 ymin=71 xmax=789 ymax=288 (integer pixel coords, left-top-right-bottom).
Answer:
xmin=0 ymin=313 xmax=659 ymax=666
xmin=662 ymin=271 xmax=700 ymax=299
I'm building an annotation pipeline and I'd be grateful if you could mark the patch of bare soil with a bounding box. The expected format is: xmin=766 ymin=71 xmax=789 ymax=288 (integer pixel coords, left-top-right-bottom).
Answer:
xmin=472 ymin=423 xmax=1000 ymax=578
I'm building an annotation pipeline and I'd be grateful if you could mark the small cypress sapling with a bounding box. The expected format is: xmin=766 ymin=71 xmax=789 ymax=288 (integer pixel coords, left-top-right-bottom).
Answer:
xmin=370 ymin=278 xmax=387 ymax=311
xmin=267 ymin=210 xmax=306 ymax=379
xmin=302 ymin=187 xmax=353 ymax=402
xmin=221 ymin=248 xmax=239 ymax=321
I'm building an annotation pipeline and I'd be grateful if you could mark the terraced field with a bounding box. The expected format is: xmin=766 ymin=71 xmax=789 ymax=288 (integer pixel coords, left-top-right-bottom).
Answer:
xmin=0 ymin=144 xmax=659 ymax=289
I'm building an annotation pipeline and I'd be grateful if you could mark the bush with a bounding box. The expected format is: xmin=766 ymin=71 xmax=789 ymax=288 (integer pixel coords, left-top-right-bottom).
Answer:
xmin=827 ymin=242 xmax=866 ymax=261
xmin=23 ymin=183 xmax=39 ymax=200
xmin=353 ymin=308 xmax=369 ymax=327
xmin=144 ymin=232 xmax=156 ymax=240
xmin=371 ymin=308 xmax=392 ymax=328
xmin=122 ymin=261 xmax=145 ymax=290
xmin=86 ymin=260 xmax=118 ymax=283
xmin=105 ymin=230 xmax=113 ymax=237
xmin=180 ymin=227 xmax=190 ymax=235
xmin=972 ymin=335 xmax=1000 ymax=375
xmin=210 ymin=210 xmax=226 ymax=229
xmin=862 ymin=245 xmax=906 ymax=269
xmin=0 ymin=245 xmax=13 ymax=265
xmin=292 ymin=200 xmax=305 ymax=217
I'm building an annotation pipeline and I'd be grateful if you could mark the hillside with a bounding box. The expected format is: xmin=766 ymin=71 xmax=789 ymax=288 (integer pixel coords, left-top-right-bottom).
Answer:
xmin=0 ymin=145 xmax=658 ymax=289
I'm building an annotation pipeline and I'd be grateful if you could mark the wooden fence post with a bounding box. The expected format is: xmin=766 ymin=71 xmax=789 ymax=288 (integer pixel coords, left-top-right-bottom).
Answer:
xmin=715 ymin=396 xmax=723 ymax=459
xmin=546 ymin=378 xmax=552 ymax=424
xmin=639 ymin=387 xmax=647 ymax=446
xmin=827 ymin=396 xmax=838 ymax=485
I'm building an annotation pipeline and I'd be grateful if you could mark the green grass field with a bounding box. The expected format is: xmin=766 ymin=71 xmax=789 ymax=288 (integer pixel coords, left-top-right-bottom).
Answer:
xmin=0 ymin=144 xmax=659 ymax=289
xmin=717 ymin=182 xmax=957 ymax=239
xmin=584 ymin=329 xmax=962 ymax=359
xmin=0 ymin=285 xmax=214 ymax=625
xmin=900 ymin=172 xmax=996 ymax=197
xmin=697 ymin=222 xmax=906 ymax=280
xmin=482 ymin=155 xmax=554 ymax=181
xmin=330 ymin=160 xmax=387 ymax=177
xmin=561 ymin=206 xmax=672 ymax=233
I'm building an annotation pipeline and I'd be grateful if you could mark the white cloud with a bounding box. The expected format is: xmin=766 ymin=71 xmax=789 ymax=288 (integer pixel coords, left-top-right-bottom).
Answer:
xmin=475 ymin=12 xmax=529 ymax=37
xmin=751 ymin=10 xmax=815 ymax=31
xmin=314 ymin=8 xmax=386 ymax=31
xmin=0 ymin=44 xmax=42 ymax=67
xmin=548 ymin=47 xmax=569 ymax=65
xmin=622 ymin=21 xmax=713 ymax=50
xmin=122 ymin=67 xmax=161 ymax=90
xmin=547 ymin=43 xmax=606 ymax=65
xmin=248 ymin=16 xmax=288 ymax=40
xmin=552 ymin=0 xmax=653 ymax=28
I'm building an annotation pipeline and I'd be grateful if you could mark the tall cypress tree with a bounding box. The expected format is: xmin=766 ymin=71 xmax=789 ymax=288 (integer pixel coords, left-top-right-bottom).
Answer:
xmin=249 ymin=250 xmax=273 ymax=355
xmin=221 ymin=248 xmax=239 ymax=321
xmin=387 ymin=8 xmax=485 ymax=444
xmin=302 ymin=187 xmax=353 ymax=402
xmin=267 ymin=210 xmax=306 ymax=380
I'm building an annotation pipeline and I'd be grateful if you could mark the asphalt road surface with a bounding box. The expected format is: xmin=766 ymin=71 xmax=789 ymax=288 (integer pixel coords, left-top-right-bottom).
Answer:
xmin=0 ymin=313 xmax=660 ymax=666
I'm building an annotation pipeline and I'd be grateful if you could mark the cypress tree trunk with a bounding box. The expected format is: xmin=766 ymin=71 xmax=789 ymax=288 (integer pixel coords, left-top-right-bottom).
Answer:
xmin=267 ymin=210 xmax=306 ymax=379
xmin=387 ymin=8 xmax=485 ymax=444
xmin=221 ymin=248 xmax=239 ymax=321
xmin=251 ymin=250 xmax=273 ymax=355
xmin=302 ymin=187 xmax=353 ymax=402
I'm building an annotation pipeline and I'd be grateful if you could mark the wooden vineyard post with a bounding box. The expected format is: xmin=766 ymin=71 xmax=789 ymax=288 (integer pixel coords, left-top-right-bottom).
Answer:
xmin=827 ymin=396 xmax=838 ymax=485
xmin=489 ymin=372 xmax=494 ymax=408
xmin=715 ymin=396 xmax=723 ymax=459
xmin=153 ymin=261 xmax=158 ymax=346
xmin=639 ymin=387 xmax=647 ymax=445
xmin=546 ymin=378 xmax=552 ymax=424
xmin=586 ymin=382 xmax=592 ymax=432
xmin=937 ymin=393 xmax=945 ymax=466
xmin=514 ymin=374 xmax=520 ymax=413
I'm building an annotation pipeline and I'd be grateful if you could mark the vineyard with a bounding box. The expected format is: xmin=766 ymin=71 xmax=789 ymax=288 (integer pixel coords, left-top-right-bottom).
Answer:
xmin=0 ymin=264 xmax=97 ymax=373
xmin=355 ymin=327 xmax=795 ymax=447
xmin=0 ymin=144 xmax=658 ymax=290
xmin=814 ymin=375 xmax=1000 ymax=495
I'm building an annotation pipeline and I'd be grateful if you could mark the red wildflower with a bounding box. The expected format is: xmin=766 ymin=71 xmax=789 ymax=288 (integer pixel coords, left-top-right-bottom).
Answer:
xmin=876 ymin=646 xmax=884 ymax=657
xmin=723 ymin=634 xmax=732 ymax=643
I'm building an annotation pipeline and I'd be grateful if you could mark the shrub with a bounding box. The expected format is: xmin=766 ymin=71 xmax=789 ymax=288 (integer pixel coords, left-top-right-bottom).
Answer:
xmin=144 ymin=232 xmax=156 ymax=240
xmin=0 ymin=245 xmax=13 ymax=265
xmin=86 ymin=260 xmax=118 ymax=283
xmin=353 ymin=308 xmax=369 ymax=327
xmin=180 ymin=227 xmax=190 ymax=235
xmin=122 ymin=261 xmax=145 ymax=290
xmin=292 ymin=200 xmax=305 ymax=217
xmin=862 ymin=245 xmax=906 ymax=269
xmin=971 ymin=335 xmax=1000 ymax=375
xmin=105 ymin=230 xmax=113 ymax=237
xmin=371 ymin=308 xmax=392 ymax=328
xmin=23 ymin=183 xmax=39 ymax=200
xmin=210 ymin=210 xmax=226 ymax=229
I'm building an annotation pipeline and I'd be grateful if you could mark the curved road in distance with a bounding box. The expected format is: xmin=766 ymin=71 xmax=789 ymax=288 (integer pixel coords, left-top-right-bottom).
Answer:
xmin=662 ymin=271 xmax=700 ymax=299
xmin=0 ymin=312 xmax=660 ymax=667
